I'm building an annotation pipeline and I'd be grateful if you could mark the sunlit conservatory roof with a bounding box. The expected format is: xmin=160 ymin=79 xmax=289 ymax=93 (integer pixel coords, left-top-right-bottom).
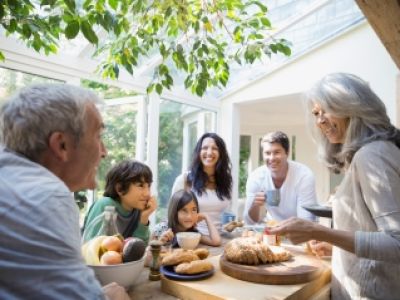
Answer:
xmin=2 ymin=0 xmax=364 ymax=102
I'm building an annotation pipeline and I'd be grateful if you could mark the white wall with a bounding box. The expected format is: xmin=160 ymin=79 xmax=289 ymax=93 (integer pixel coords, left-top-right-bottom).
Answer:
xmin=220 ymin=22 xmax=399 ymax=207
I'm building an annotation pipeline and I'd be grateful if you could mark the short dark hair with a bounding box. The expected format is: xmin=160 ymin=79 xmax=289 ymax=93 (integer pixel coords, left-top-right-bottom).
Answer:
xmin=167 ymin=190 xmax=199 ymax=233
xmin=103 ymin=160 xmax=153 ymax=201
xmin=261 ymin=131 xmax=290 ymax=154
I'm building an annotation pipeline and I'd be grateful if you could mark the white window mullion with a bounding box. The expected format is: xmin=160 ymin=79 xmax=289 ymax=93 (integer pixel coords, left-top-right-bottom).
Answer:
xmin=136 ymin=96 xmax=147 ymax=162
xmin=146 ymin=94 xmax=160 ymax=229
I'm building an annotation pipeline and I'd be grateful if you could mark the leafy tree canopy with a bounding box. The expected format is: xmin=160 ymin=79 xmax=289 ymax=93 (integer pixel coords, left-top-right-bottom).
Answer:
xmin=1 ymin=0 xmax=291 ymax=96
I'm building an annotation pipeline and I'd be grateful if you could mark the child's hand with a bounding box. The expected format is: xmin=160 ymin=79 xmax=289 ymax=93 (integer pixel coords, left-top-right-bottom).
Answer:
xmin=159 ymin=228 xmax=174 ymax=245
xmin=140 ymin=196 xmax=157 ymax=225
xmin=197 ymin=212 xmax=207 ymax=222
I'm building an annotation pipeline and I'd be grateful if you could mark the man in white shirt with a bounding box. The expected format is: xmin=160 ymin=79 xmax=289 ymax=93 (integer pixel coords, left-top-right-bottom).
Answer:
xmin=244 ymin=131 xmax=317 ymax=224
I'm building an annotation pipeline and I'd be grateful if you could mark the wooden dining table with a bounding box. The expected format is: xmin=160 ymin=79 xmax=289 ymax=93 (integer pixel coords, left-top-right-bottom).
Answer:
xmin=127 ymin=234 xmax=331 ymax=300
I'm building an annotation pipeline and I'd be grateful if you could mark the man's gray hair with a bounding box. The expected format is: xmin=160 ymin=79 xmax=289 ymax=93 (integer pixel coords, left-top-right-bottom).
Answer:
xmin=305 ymin=72 xmax=400 ymax=172
xmin=0 ymin=83 xmax=102 ymax=162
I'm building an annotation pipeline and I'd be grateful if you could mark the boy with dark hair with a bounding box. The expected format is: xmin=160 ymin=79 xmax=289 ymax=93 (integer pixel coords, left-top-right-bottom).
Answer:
xmin=83 ymin=159 xmax=157 ymax=244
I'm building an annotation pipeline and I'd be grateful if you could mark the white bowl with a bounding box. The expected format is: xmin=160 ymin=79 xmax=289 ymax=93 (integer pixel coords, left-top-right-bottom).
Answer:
xmin=89 ymin=256 xmax=145 ymax=288
xmin=176 ymin=232 xmax=201 ymax=250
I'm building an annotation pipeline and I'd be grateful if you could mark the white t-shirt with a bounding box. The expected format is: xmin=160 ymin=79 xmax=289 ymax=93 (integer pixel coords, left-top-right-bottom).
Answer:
xmin=244 ymin=160 xmax=317 ymax=223
xmin=172 ymin=174 xmax=230 ymax=235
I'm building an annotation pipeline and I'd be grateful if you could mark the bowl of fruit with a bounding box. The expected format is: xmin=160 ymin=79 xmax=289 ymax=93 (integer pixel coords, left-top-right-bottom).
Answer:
xmin=82 ymin=235 xmax=146 ymax=288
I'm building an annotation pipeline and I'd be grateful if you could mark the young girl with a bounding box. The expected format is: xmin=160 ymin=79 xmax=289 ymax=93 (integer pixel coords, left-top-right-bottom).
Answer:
xmin=153 ymin=189 xmax=221 ymax=247
xmin=82 ymin=160 xmax=157 ymax=244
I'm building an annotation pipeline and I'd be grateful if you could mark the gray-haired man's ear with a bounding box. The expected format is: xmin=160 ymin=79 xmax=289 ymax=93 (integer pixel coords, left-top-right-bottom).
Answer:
xmin=48 ymin=131 xmax=69 ymax=162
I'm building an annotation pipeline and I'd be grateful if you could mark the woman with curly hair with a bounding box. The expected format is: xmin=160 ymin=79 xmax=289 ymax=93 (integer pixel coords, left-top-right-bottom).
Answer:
xmin=171 ymin=132 xmax=232 ymax=235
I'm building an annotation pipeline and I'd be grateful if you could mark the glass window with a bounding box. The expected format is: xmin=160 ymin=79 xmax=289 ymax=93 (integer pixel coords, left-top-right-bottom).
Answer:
xmin=0 ymin=67 xmax=61 ymax=104
xmin=97 ymin=103 xmax=138 ymax=197
xmin=157 ymin=99 xmax=217 ymax=222
xmin=80 ymin=80 xmax=139 ymax=200
xmin=188 ymin=121 xmax=197 ymax=165
xmin=239 ymin=135 xmax=251 ymax=198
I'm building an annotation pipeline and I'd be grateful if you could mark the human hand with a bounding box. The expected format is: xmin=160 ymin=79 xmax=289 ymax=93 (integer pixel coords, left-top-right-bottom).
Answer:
xmin=159 ymin=228 xmax=174 ymax=245
xmin=265 ymin=217 xmax=321 ymax=244
xmin=102 ymin=282 xmax=130 ymax=300
xmin=140 ymin=196 xmax=157 ymax=225
xmin=252 ymin=192 xmax=266 ymax=208
xmin=197 ymin=212 xmax=207 ymax=222
xmin=308 ymin=240 xmax=332 ymax=257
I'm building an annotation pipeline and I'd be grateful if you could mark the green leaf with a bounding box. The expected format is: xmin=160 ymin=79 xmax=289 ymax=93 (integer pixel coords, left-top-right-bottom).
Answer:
xmin=48 ymin=43 xmax=58 ymax=53
xmin=195 ymin=83 xmax=205 ymax=97
xmin=8 ymin=19 xmax=17 ymax=33
xmin=156 ymin=83 xmax=163 ymax=94
xmin=248 ymin=19 xmax=259 ymax=29
xmin=108 ymin=0 xmax=118 ymax=10
xmin=124 ymin=63 xmax=133 ymax=75
xmin=280 ymin=45 xmax=291 ymax=56
xmin=184 ymin=77 xmax=192 ymax=89
xmin=65 ymin=20 xmax=80 ymax=39
xmin=260 ymin=17 xmax=271 ymax=27
xmin=0 ymin=4 xmax=4 ymax=21
xmin=64 ymin=0 xmax=76 ymax=12
xmin=103 ymin=11 xmax=115 ymax=30
xmin=41 ymin=0 xmax=57 ymax=6
xmin=22 ymin=24 xmax=32 ymax=38
xmin=80 ymin=20 xmax=98 ymax=44
xmin=32 ymin=36 xmax=41 ymax=52
xmin=146 ymin=83 xmax=155 ymax=94
xmin=84 ymin=0 xmax=94 ymax=10
xmin=0 ymin=51 xmax=5 ymax=62
xmin=160 ymin=64 xmax=169 ymax=75
xmin=112 ymin=64 xmax=119 ymax=78
xmin=252 ymin=1 xmax=268 ymax=13
xmin=193 ymin=40 xmax=200 ymax=50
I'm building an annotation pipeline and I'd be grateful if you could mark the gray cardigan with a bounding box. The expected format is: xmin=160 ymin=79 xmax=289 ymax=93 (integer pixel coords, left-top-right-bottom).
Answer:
xmin=331 ymin=140 xmax=400 ymax=299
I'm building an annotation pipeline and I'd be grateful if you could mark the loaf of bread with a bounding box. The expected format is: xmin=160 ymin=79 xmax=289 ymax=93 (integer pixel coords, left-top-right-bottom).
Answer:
xmin=174 ymin=260 xmax=214 ymax=274
xmin=161 ymin=249 xmax=199 ymax=266
xmin=224 ymin=237 xmax=291 ymax=265
xmin=161 ymin=248 xmax=214 ymax=275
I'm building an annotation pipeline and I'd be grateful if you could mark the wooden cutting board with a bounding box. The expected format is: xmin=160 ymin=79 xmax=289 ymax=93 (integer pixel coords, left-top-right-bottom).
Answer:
xmin=220 ymin=244 xmax=325 ymax=284
xmin=161 ymin=250 xmax=331 ymax=300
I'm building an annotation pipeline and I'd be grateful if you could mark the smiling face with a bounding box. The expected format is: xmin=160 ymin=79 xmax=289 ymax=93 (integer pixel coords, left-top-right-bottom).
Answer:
xmin=200 ymin=137 xmax=220 ymax=172
xmin=311 ymin=103 xmax=348 ymax=144
xmin=177 ymin=199 xmax=199 ymax=231
xmin=262 ymin=142 xmax=288 ymax=174
xmin=118 ymin=181 xmax=151 ymax=211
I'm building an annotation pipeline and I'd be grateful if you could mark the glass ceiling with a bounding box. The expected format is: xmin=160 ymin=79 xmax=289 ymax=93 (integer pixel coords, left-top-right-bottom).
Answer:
xmin=212 ymin=0 xmax=365 ymax=99
xmin=6 ymin=0 xmax=365 ymax=102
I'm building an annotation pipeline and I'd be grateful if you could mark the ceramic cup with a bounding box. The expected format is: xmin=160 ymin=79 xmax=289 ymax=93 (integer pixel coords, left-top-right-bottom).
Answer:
xmin=221 ymin=211 xmax=236 ymax=224
xmin=265 ymin=189 xmax=280 ymax=206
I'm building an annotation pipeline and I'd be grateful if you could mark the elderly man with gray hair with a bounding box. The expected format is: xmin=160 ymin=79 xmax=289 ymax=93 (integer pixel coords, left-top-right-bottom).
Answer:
xmin=0 ymin=84 xmax=129 ymax=300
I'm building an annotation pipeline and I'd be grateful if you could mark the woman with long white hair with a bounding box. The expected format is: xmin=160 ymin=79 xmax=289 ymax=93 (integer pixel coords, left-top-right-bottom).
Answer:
xmin=268 ymin=73 xmax=400 ymax=299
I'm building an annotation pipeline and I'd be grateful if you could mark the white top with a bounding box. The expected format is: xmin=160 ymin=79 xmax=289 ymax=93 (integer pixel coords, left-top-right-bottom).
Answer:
xmin=244 ymin=160 xmax=317 ymax=223
xmin=331 ymin=141 xmax=400 ymax=299
xmin=172 ymin=174 xmax=230 ymax=235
